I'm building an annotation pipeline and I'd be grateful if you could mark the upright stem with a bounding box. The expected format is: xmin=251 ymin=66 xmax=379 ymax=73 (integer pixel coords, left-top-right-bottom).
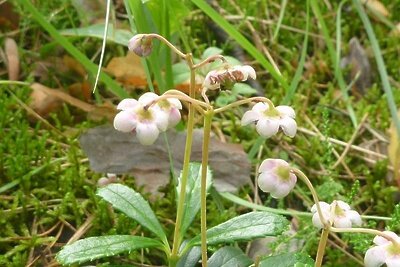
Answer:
xmin=315 ymin=228 xmax=329 ymax=267
xmin=171 ymin=53 xmax=196 ymax=263
xmin=200 ymin=109 xmax=214 ymax=267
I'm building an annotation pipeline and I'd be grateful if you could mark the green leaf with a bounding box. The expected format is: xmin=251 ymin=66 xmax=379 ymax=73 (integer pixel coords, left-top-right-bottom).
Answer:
xmin=172 ymin=62 xmax=190 ymax=86
xmin=259 ymin=252 xmax=314 ymax=267
xmin=61 ymin=24 xmax=133 ymax=46
xmin=202 ymin=47 xmax=223 ymax=59
xmin=176 ymin=162 xmax=212 ymax=236
xmin=208 ymin=246 xmax=253 ymax=267
xmin=97 ymin=184 xmax=167 ymax=242
xmin=232 ymin=83 xmax=258 ymax=96
xmin=189 ymin=211 xmax=288 ymax=246
xmin=177 ymin=245 xmax=201 ymax=267
xmin=57 ymin=235 xmax=162 ymax=265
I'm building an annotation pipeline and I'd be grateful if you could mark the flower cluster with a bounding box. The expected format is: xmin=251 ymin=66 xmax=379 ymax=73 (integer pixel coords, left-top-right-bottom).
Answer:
xmin=113 ymin=92 xmax=181 ymax=145
xmin=203 ymin=65 xmax=256 ymax=91
xmin=364 ymin=231 xmax=400 ymax=267
xmin=311 ymin=200 xmax=362 ymax=229
xmin=241 ymin=103 xmax=297 ymax=138
xmin=257 ymin=159 xmax=297 ymax=199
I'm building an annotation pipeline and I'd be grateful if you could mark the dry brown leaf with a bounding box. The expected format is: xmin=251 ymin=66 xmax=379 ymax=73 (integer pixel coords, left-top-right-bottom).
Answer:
xmin=361 ymin=0 xmax=389 ymax=17
xmin=29 ymin=84 xmax=63 ymax=117
xmin=388 ymin=112 xmax=400 ymax=186
xmin=79 ymin=126 xmax=251 ymax=197
xmin=63 ymin=55 xmax=86 ymax=77
xmin=68 ymin=81 xmax=92 ymax=102
xmin=5 ymin=38 xmax=19 ymax=80
xmin=104 ymin=52 xmax=148 ymax=88
xmin=87 ymin=101 xmax=117 ymax=122
xmin=0 ymin=1 xmax=19 ymax=30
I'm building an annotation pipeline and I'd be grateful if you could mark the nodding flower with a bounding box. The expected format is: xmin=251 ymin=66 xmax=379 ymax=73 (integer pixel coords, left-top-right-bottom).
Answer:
xmin=364 ymin=231 xmax=400 ymax=267
xmin=128 ymin=34 xmax=153 ymax=57
xmin=203 ymin=65 xmax=256 ymax=91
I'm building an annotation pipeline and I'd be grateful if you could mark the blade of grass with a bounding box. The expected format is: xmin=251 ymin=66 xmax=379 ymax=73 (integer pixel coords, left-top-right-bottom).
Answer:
xmin=273 ymin=0 xmax=288 ymax=41
xmin=311 ymin=0 xmax=358 ymax=127
xmin=18 ymin=0 xmax=128 ymax=99
xmin=352 ymin=0 xmax=400 ymax=136
xmin=191 ymin=0 xmax=289 ymax=92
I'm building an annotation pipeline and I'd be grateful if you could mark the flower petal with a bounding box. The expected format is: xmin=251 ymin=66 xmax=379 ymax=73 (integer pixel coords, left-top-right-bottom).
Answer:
xmin=135 ymin=122 xmax=159 ymax=145
xmin=276 ymin=105 xmax=295 ymax=118
xmin=168 ymin=98 xmax=182 ymax=109
xmin=280 ymin=117 xmax=297 ymax=138
xmin=256 ymin=118 xmax=279 ymax=138
xmin=117 ymin=98 xmax=138 ymax=110
xmin=257 ymin=172 xmax=278 ymax=193
xmin=241 ymin=65 xmax=256 ymax=80
xmin=333 ymin=217 xmax=352 ymax=228
xmin=336 ymin=200 xmax=351 ymax=211
xmin=259 ymin=159 xmax=287 ymax=173
xmin=252 ymin=102 xmax=268 ymax=112
xmin=346 ymin=210 xmax=362 ymax=226
xmin=113 ymin=111 xmax=137 ymax=132
xmin=168 ymin=108 xmax=181 ymax=128
xmin=311 ymin=202 xmax=330 ymax=214
xmin=374 ymin=231 xmax=399 ymax=245
xmin=312 ymin=212 xmax=328 ymax=229
xmin=386 ymin=256 xmax=400 ymax=267
xmin=153 ymin=109 xmax=169 ymax=132
xmin=241 ymin=110 xmax=261 ymax=125
xmin=139 ymin=92 xmax=159 ymax=106
xmin=271 ymin=180 xmax=294 ymax=198
xmin=364 ymin=246 xmax=387 ymax=267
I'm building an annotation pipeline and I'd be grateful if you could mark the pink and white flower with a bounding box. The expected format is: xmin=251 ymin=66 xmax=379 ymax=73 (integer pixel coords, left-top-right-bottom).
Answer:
xmin=241 ymin=102 xmax=297 ymax=138
xmin=257 ymin=159 xmax=297 ymax=199
xmin=311 ymin=200 xmax=362 ymax=229
xmin=128 ymin=34 xmax=153 ymax=57
xmin=203 ymin=65 xmax=256 ymax=90
xmin=113 ymin=92 xmax=181 ymax=145
xmin=364 ymin=231 xmax=400 ymax=267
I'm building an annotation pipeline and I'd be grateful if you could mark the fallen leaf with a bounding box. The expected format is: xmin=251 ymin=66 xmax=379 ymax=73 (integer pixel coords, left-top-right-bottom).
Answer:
xmin=79 ymin=126 xmax=251 ymax=197
xmin=361 ymin=0 xmax=389 ymax=18
xmin=5 ymin=38 xmax=19 ymax=80
xmin=0 ymin=1 xmax=19 ymax=30
xmin=63 ymin=55 xmax=86 ymax=78
xmin=29 ymin=84 xmax=63 ymax=117
xmin=340 ymin=37 xmax=371 ymax=96
xmin=104 ymin=52 xmax=148 ymax=89
xmin=388 ymin=112 xmax=400 ymax=187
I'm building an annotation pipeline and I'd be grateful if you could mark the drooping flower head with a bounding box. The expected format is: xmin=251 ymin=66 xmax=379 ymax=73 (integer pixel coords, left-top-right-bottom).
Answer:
xmin=241 ymin=102 xmax=297 ymax=138
xmin=128 ymin=34 xmax=153 ymax=57
xmin=203 ymin=64 xmax=256 ymax=91
xmin=113 ymin=92 xmax=181 ymax=145
xmin=364 ymin=231 xmax=400 ymax=267
xmin=257 ymin=159 xmax=297 ymax=199
xmin=311 ymin=200 xmax=362 ymax=229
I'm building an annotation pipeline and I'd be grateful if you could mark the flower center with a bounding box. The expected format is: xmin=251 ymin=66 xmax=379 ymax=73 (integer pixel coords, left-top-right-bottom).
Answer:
xmin=333 ymin=204 xmax=345 ymax=216
xmin=387 ymin=243 xmax=400 ymax=256
xmin=158 ymin=99 xmax=171 ymax=110
xmin=276 ymin=166 xmax=290 ymax=181
xmin=136 ymin=108 xmax=154 ymax=122
xmin=263 ymin=107 xmax=280 ymax=118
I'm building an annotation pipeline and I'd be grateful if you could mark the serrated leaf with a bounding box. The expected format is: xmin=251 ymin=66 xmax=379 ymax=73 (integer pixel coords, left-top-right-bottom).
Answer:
xmin=57 ymin=235 xmax=162 ymax=265
xmin=176 ymin=162 xmax=212 ymax=236
xmin=259 ymin=252 xmax=314 ymax=267
xmin=189 ymin=211 xmax=288 ymax=246
xmin=61 ymin=24 xmax=133 ymax=46
xmin=208 ymin=246 xmax=253 ymax=267
xmin=97 ymin=184 xmax=167 ymax=241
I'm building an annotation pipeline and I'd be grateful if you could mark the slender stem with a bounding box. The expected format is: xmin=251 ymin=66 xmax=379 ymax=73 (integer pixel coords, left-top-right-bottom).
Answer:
xmin=315 ymin=228 xmax=329 ymax=267
xmin=330 ymin=227 xmax=400 ymax=246
xmin=146 ymin=33 xmax=187 ymax=59
xmin=200 ymin=109 xmax=214 ymax=267
xmin=214 ymin=96 xmax=275 ymax=114
xmin=0 ymin=81 xmax=30 ymax=86
xmin=193 ymin=54 xmax=228 ymax=69
xmin=159 ymin=91 xmax=211 ymax=109
xmin=171 ymin=54 xmax=197 ymax=263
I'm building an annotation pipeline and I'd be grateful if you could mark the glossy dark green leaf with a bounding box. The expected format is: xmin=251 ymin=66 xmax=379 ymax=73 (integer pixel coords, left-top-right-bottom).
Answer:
xmin=259 ymin=252 xmax=314 ymax=267
xmin=208 ymin=246 xmax=253 ymax=267
xmin=57 ymin=235 xmax=162 ymax=265
xmin=177 ymin=245 xmax=201 ymax=267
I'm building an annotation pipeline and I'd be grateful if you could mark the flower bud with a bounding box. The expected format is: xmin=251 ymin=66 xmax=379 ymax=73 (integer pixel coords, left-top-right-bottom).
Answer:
xmin=128 ymin=34 xmax=153 ymax=57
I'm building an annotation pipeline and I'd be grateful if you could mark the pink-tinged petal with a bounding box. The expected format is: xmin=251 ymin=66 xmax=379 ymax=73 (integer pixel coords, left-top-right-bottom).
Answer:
xmin=312 ymin=211 xmax=330 ymax=229
xmin=139 ymin=92 xmax=159 ymax=106
xmin=113 ymin=111 xmax=137 ymax=132
xmin=346 ymin=210 xmax=362 ymax=226
xmin=311 ymin=202 xmax=330 ymax=214
xmin=241 ymin=65 xmax=256 ymax=80
xmin=364 ymin=246 xmax=387 ymax=267
xmin=374 ymin=231 xmax=399 ymax=245
xmin=168 ymin=98 xmax=182 ymax=109
xmin=258 ymin=172 xmax=278 ymax=193
xmin=117 ymin=98 xmax=138 ymax=110
xmin=386 ymin=256 xmax=400 ymax=267
xmin=289 ymin=172 xmax=297 ymax=185
xmin=256 ymin=118 xmax=279 ymax=138
xmin=136 ymin=122 xmax=159 ymax=145
xmin=153 ymin=109 xmax=169 ymax=132
xmin=276 ymin=105 xmax=295 ymax=118
xmin=336 ymin=200 xmax=351 ymax=211
xmin=203 ymin=70 xmax=220 ymax=90
xmin=241 ymin=110 xmax=261 ymax=125
xmin=252 ymin=102 xmax=268 ymax=112
xmin=272 ymin=180 xmax=294 ymax=198
xmin=333 ymin=217 xmax=352 ymax=228
xmin=280 ymin=117 xmax=297 ymax=138
xmin=259 ymin=159 xmax=287 ymax=173
xmin=168 ymin=108 xmax=181 ymax=128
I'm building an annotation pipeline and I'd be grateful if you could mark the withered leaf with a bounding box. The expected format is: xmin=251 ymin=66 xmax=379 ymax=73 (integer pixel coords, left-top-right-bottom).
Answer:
xmin=79 ymin=126 xmax=251 ymax=195
xmin=5 ymin=38 xmax=19 ymax=80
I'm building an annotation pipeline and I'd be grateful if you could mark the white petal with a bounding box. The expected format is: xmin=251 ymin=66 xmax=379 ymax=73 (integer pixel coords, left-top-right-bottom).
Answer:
xmin=312 ymin=211 xmax=330 ymax=229
xmin=364 ymin=246 xmax=387 ymax=267
xmin=241 ymin=65 xmax=256 ymax=80
xmin=153 ymin=109 xmax=169 ymax=132
xmin=113 ymin=111 xmax=137 ymax=132
xmin=168 ymin=98 xmax=182 ymax=109
xmin=276 ymin=105 xmax=295 ymax=118
xmin=272 ymin=180 xmax=295 ymax=198
xmin=203 ymin=70 xmax=220 ymax=90
xmin=374 ymin=231 xmax=399 ymax=245
xmin=336 ymin=200 xmax=351 ymax=211
xmin=139 ymin=92 xmax=159 ymax=106
xmin=256 ymin=118 xmax=279 ymax=138
xmin=333 ymin=217 xmax=352 ymax=228
xmin=136 ymin=122 xmax=159 ymax=145
xmin=241 ymin=110 xmax=261 ymax=125
xmin=257 ymin=172 xmax=278 ymax=193
xmin=252 ymin=102 xmax=268 ymax=112
xmin=311 ymin=202 xmax=330 ymax=214
xmin=259 ymin=158 xmax=287 ymax=173
xmin=280 ymin=117 xmax=297 ymax=138
xmin=168 ymin=108 xmax=181 ymax=128
xmin=386 ymin=256 xmax=400 ymax=267
xmin=346 ymin=210 xmax=362 ymax=226
xmin=117 ymin=98 xmax=138 ymax=110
